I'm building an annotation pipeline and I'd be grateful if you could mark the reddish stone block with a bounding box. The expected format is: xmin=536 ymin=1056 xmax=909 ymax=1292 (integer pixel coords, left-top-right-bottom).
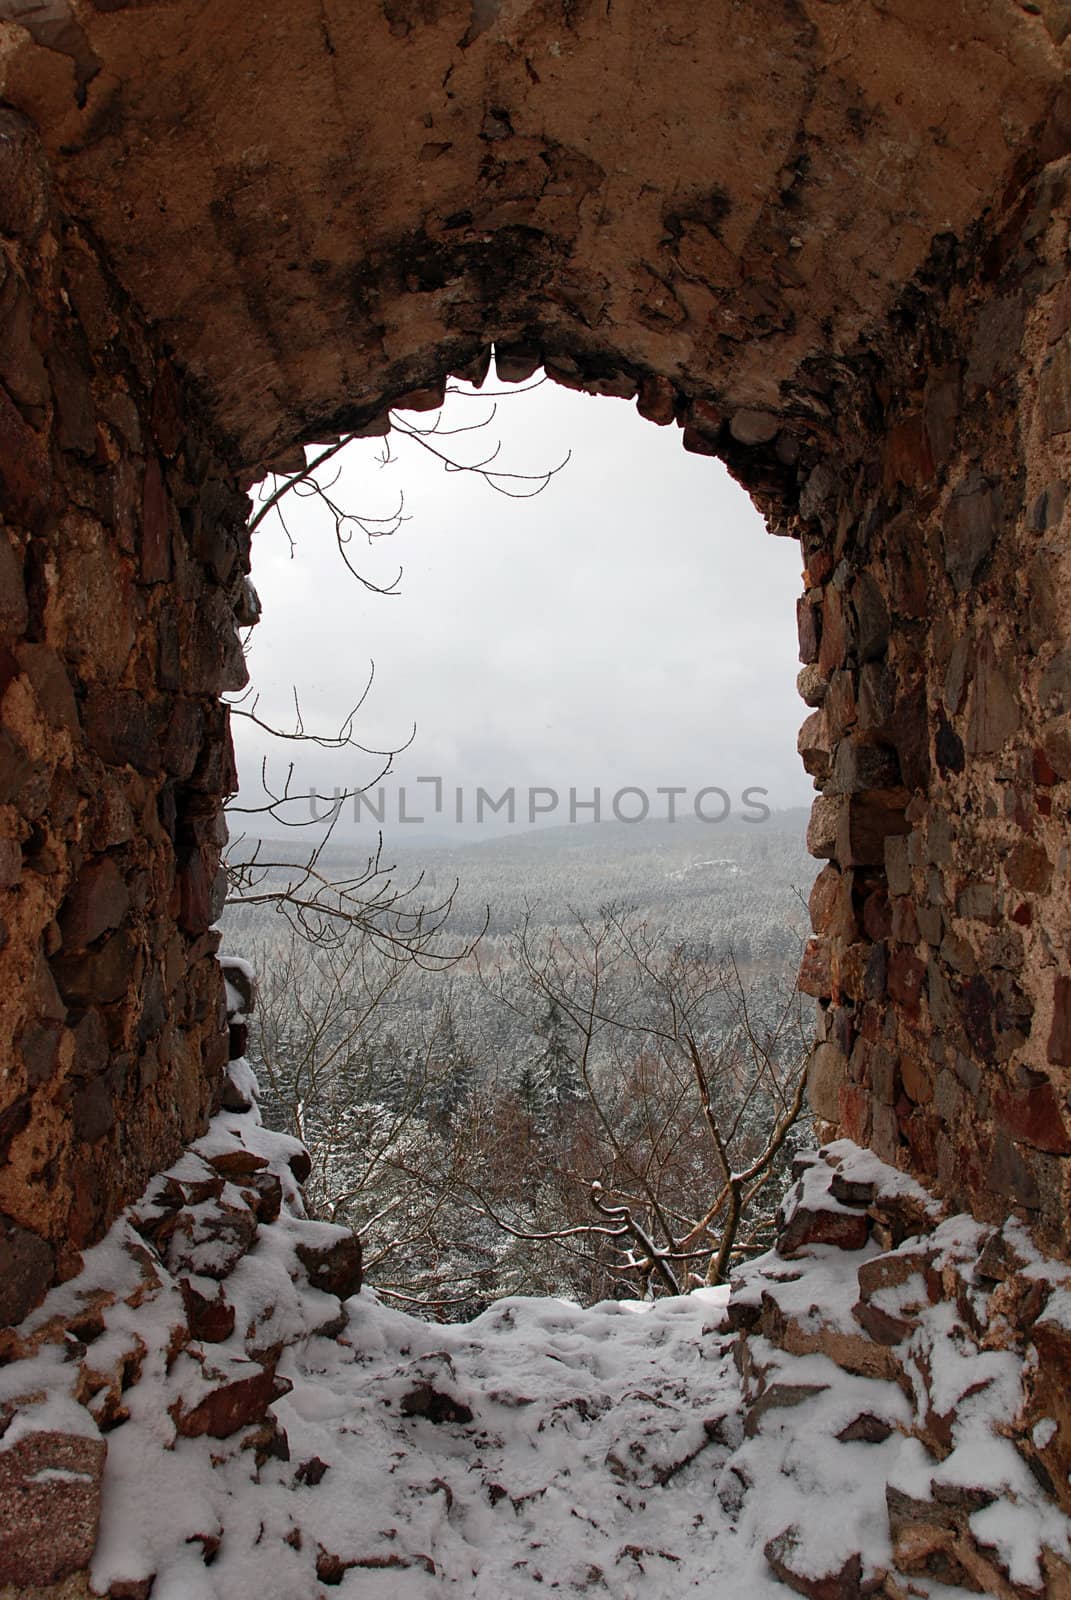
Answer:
xmin=58 ymin=856 xmax=132 ymax=951
xmin=884 ymin=411 xmax=935 ymax=489
xmin=818 ymin=588 xmax=847 ymax=677
xmin=0 ymin=1429 xmax=106 ymax=1587
xmin=242 ymin=1171 xmax=282 ymax=1224
xmin=862 ymin=889 xmax=892 ymax=941
xmin=177 ymin=846 xmax=225 ymax=935
xmin=942 ymin=471 xmax=1000 ymax=592
xmin=1049 ymin=976 xmax=1071 ymax=1066
xmin=48 ymin=336 xmax=97 ymax=456
xmin=206 ymin=1148 xmax=268 ymax=1178
xmin=493 ymin=343 xmax=542 ymax=384
xmin=636 ymin=374 xmax=678 ymax=425
xmin=995 ymin=1073 xmax=1071 ymax=1154
xmin=839 ymin=1084 xmax=870 ymax=1145
xmin=959 ymin=974 xmax=995 ymax=1059
xmin=17 ymin=642 xmax=79 ymax=731
xmin=0 ymin=531 xmax=27 ymax=636
xmin=180 ymin=1278 xmax=236 ymax=1343
xmin=778 ymin=1203 xmax=870 ymax=1258
xmin=289 ymin=1148 xmax=313 ymax=1184
xmin=831 ymin=941 xmax=870 ymax=1005
xmin=0 ymin=382 xmax=50 ymax=527
xmin=798 ymin=937 xmax=832 ymax=998
xmin=1005 ymin=837 xmax=1052 ymax=894
xmin=886 ymin=948 xmax=926 ymax=1015
xmin=681 ymin=424 xmax=719 ymax=457
xmin=0 ymin=1212 xmax=54 ymax=1324
xmin=836 ymin=790 xmax=911 ymax=868
xmin=765 ymin=1528 xmax=869 ymax=1599
xmin=163 ymin=1199 xmax=257 ymax=1280
xmin=150 ymin=361 xmax=184 ymax=457
xmin=803 ymin=546 xmax=834 ymax=587
xmin=807 ymin=794 xmax=841 ymax=860
xmin=141 ymin=455 xmax=172 ymax=583
xmin=808 ymin=864 xmax=857 ymax=940
xmin=84 ymin=687 xmax=161 ymax=774
xmin=797 ymin=707 xmax=831 ymax=779
xmin=0 ymin=109 xmax=49 ymax=240
xmin=295 ymin=1231 xmax=363 ymax=1299
xmin=393 ymin=380 xmax=445 ymax=413
xmin=797 ymin=596 xmax=820 ymax=664
xmin=900 ymin=1051 xmax=933 ymax=1106
xmin=173 ymin=1361 xmax=287 ymax=1439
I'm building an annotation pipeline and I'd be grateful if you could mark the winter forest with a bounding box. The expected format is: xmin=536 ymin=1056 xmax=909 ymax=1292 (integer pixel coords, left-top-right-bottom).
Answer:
xmin=220 ymin=813 xmax=816 ymax=1319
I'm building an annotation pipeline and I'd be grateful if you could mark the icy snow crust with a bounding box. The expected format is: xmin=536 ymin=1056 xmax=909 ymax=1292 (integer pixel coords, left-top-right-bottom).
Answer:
xmin=4 ymin=1084 xmax=1071 ymax=1597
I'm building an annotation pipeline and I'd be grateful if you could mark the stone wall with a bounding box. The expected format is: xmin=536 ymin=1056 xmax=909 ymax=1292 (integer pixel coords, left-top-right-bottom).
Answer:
xmin=0 ymin=112 xmax=250 ymax=1324
xmin=794 ymin=154 xmax=1071 ymax=1254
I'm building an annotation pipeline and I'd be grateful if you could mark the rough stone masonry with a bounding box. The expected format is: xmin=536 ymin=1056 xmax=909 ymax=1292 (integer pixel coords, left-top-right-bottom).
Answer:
xmin=0 ymin=0 xmax=1069 ymax=1322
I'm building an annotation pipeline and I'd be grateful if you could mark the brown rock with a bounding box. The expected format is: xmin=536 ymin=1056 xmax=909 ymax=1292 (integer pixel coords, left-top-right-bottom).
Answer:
xmin=851 ymin=1298 xmax=917 ymax=1346
xmin=744 ymin=1382 xmax=829 ymax=1437
xmin=206 ymin=1148 xmax=268 ymax=1178
xmin=288 ymin=1148 xmax=313 ymax=1184
xmin=0 ymin=1429 xmax=106 ymax=1588
xmin=1005 ymin=838 xmax=1052 ymax=895
xmin=0 ymin=382 xmax=51 ymax=527
xmin=0 ymin=109 xmax=49 ymax=240
xmin=52 ymin=930 xmax=136 ymax=1006
xmin=493 ymin=343 xmax=542 ymax=384
xmin=242 ymin=1171 xmax=282 ymax=1224
xmin=942 ymin=471 xmax=1000 ymax=591
xmin=172 ymin=1360 xmax=289 ymax=1439
xmin=16 ymin=642 xmax=79 ymax=731
xmin=109 ymin=1579 xmax=156 ymax=1599
xmin=807 ymin=794 xmax=841 ymax=860
xmin=1049 ymin=976 xmax=1071 ymax=1067
xmin=295 ymin=1230 xmax=363 ymax=1299
xmin=818 ymin=589 xmax=847 ymax=677
xmin=0 ymin=1213 xmax=56 ymax=1325
xmin=798 ymin=937 xmax=832 ymax=999
xmin=180 ymin=1278 xmax=236 ymax=1343
xmin=886 ymin=949 xmax=926 ymax=1016
xmin=808 ymin=865 xmax=857 ymax=941
xmin=221 ymin=1062 xmax=254 ymax=1110
xmin=141 ymin=455 xmax=173 ymax=583
xmin=59 ymin=856 xmax=132 ymax=950
xmin=151 ymin=361 xmax=185 ymax=457
xmin=220 ymin=958 xmax=256 ymax=1016
xmin=993 ymin=1073 xmax=1071 ymax=1154
xmin=398 ymin=1383 xmax=473 ymax=1425
xmin=807 ymin=1040 xmax=846 ymax=1122
xmin=965 ymin=639 xmax=1019 ymax=755
xmin=778 ymin=1203 xmax=869 ymax=1257
xmin=164 ymin=1199 xmax=258 ymax=1280
xmin=764 ymin=1527 xmax=871 ymax=1600
xmin=835 ymin=1412 xmax=893 ymax=1444
xmin=0 ymin=531 xmax=28 ymax=635
xmin=829 ymin=1171 xmax=876 ymax=1207
xmin=836 ymin=791 xmax=911 ymax=868
xmin=798 ymin=708 xmax=832 ymax=781
xmin=636 ymin=375 xmax=678 ymax=426
xmin=797 ymin=597 xmax=820 ymax=664
xmin=83 ymin=688 xmax=161 ymax=774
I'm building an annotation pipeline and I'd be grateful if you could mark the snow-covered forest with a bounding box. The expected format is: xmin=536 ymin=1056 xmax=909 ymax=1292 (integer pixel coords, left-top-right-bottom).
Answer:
xmin=219 ymin=812 xmax=816 ymax=1317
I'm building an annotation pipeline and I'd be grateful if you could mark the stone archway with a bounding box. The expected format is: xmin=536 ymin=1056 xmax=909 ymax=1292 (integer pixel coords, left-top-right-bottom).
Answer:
xmin=1 ymin=0 xmax=1070 ymax=1325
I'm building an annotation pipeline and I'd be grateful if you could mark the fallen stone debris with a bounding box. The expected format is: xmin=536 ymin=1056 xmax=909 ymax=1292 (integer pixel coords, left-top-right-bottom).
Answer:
xmin=1 ymin=1070 xmax=1069 ymax=1598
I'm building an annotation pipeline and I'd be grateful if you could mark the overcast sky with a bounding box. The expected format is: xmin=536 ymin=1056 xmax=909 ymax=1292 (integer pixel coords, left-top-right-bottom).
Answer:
xmin=232 ymin=376 xmax=812 ymax=843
